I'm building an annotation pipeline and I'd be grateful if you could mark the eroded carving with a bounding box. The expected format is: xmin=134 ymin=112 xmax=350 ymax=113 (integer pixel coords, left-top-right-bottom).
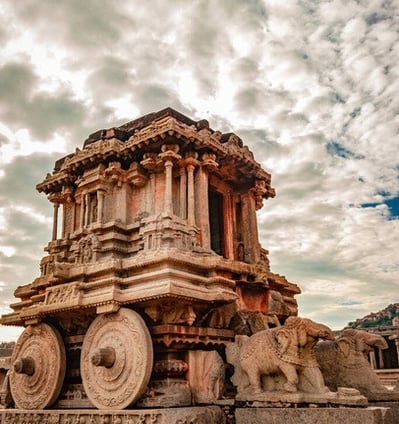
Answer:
xmin=137 ymin=379 xmax=191 ymax=408
xmin=315 ymin=329 xmax=399 ymax=400
xmin=226 ymin=317 xmax=334 ymax=399
xmin=145 ymin=303 xmax=196 ymax=326
xmin=45 ymin=283 xmax=80 ymax=306
xmin=71 ymin=234 xmax=101 ymax=264
xmin=188 ymin=350 xmax=225 ymax=404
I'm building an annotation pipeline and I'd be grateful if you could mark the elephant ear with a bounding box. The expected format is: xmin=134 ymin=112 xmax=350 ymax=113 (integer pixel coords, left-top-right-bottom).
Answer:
xmin=276 ymin=329 xmax=290 ymax=353
xmin=297 ymin=323 xmax=308 ymax=347
xmin=337 ymin=338 xmax=351 ymax=357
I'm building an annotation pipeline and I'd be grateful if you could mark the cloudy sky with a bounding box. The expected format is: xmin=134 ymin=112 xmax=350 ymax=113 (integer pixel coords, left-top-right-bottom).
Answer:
xmin=0 ymin=0 xmax=398 ymax=340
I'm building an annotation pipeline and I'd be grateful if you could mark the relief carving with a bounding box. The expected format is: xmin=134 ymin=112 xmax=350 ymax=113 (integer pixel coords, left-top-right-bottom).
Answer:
xmin=71 ymin=234 xmax=101 ymax=264
xmin=45 ymin=283 xmax=80 ymax=306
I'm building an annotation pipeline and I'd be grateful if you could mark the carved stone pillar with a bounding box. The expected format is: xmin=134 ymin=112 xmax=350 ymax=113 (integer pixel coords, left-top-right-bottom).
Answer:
xmin=52 ymin=203 xmax=59 ymax=241
xmin=71 ymin=202 xmax=76 ymax=233
xmin=84 ymin=193 xmax=90 ymax=227
xmin=159 ymin=144 xmax=181 ymax=216
xmin=97 ymin=190 xmax=105 ymax=224
xmin=164 ymin=160 xmax=173 ymax=215
xmin=241 ymin=193 xmax=260 ymax=263
xmin=179 ymin=167 xmax=187 ymax=220
xmin=195 ymin=166 xmax=210 ymax=250
xmin=79 ymin=194 xmax=85 ymax=230
xmin=61 ymin=204 xmax=66 ymax=238
xmin=223 ymin=194 xmax=234 ymax=260
xmin=187 ymin=164 xmax=196 ymax=226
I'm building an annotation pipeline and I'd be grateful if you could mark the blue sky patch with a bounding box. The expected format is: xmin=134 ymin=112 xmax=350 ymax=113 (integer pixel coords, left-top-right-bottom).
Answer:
xmin=362 ymin=195 xmax=399 ymax=219
xmin=326 ymin=141 xmax=365 ymax=159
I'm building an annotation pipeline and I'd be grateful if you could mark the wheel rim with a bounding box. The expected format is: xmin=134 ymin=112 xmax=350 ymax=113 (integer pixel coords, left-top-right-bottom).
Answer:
xmin=81 ymin=308 xmax=153 ymax=409
xmin=10 ymin=323 xmax=66 ymax=409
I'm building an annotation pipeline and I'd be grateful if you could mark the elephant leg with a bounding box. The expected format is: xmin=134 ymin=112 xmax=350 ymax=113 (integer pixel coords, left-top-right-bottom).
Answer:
xmin=300 ymin=367 xmax=329 ymax=393
xmin=279 ymin=362 xmax=298 ymax=392
xmin=246 ymin=367 xmax=263 ymax=394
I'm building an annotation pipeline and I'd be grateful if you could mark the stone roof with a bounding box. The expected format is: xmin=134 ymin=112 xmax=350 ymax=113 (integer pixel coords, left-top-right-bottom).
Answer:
xmin=37 ymin=108 xmax=275 ymax=198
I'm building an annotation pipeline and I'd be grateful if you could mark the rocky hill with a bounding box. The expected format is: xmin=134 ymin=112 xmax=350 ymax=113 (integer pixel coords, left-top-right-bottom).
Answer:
xmin=347 ymin=303 xmax=399 ymax=329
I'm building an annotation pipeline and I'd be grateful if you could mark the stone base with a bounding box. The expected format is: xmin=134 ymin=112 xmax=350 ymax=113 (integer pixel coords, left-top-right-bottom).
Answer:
xmin=236 ymin=387 xmax=367 ymax=406
xmin=0 ymin=406 xmax=225 ymax=424
xmin=371 ymin=402 xmax=399 ymax=424
xmin=235 ymin=407 xmax=395 ymax=424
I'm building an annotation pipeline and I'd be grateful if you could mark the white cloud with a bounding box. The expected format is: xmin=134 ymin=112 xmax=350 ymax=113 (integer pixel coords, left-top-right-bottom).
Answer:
xmin=0 ymin=0 xmax=399 ymax=339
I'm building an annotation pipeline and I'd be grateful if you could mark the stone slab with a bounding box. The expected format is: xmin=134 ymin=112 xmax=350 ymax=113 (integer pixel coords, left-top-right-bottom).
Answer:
xmin=0 ymin=406 xmax=225 ymax=424
xmin=371 ymin=402 xmax=399 ymax=424
xmin=236 ymin=388 xmax=367 ymax=406
xmin=235 ymin=406 xmax=395 ymax=424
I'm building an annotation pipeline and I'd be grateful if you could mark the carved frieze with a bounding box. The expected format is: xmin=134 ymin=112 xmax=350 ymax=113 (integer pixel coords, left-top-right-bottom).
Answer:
xmin=45 ymin=283 xmax=80 ymax=307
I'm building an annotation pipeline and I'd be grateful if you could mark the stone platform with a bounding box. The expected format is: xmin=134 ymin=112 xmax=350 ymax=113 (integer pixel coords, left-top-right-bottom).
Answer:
xmin=0 ymin=406 xmax=225 ymax=424
xmin=1 ymin=405 xmax=397 ymax=424
xmin=235 ymin=406 xmax=395 ymax=424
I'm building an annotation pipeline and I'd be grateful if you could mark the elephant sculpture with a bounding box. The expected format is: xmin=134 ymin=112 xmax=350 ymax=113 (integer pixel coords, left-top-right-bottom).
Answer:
xmin=226 ymin=316 xmax=335 ymax=397
xmin=315 ymin=329 xmax=399 ymax=401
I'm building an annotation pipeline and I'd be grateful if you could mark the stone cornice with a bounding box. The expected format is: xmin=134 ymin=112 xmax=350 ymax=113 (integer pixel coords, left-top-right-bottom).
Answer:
xmin=36 ymin=110 xmax=274 ymax=198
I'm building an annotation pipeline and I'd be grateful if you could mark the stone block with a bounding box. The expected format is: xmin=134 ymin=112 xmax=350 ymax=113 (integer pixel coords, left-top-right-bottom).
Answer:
xmin=0 ymin=406 xmax=226 ymax=424
xmin=235 ymin=407 xmax=395 ymax=424
xmin=371 ymin=402 xmax=399 ymax=424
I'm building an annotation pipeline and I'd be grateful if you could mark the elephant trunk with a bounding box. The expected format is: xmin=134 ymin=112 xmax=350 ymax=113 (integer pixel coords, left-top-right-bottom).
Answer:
xmin=367 ymin=334 xmax=388 ymax=350
xmin=318 ymin=325 xmax=335 ymax=341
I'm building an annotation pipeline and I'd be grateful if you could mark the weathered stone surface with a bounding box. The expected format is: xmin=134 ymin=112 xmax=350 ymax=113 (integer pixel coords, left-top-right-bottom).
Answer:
xmin=9 ymin=324 xmax=66 ymax=410
xmin=80 ymin=308 xmax=153 ymax=410
xmin=315 ymin=329 xmax=399 ymax=401
xmin=235 ymin=407 xmax=394 ymax=424
xmin=226 ymin=317 xmax=340 ymax=401
xmin=234 ymin=388 xmax=367 ymax=405
xmin=371 ymin=402 xmax=399 ymax=424
xmin=187 ymin=350 xmax=225 ymax=404
xmin=0 ymin=406 xmax=226 ymax=423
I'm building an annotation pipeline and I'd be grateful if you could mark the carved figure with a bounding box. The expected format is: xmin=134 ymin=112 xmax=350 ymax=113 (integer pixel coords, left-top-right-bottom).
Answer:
xmin=188 ymin=350 xmax=225 ymax=404
xmin=315 ymin=329 xmax=399 ymax=400
xmin=226 ymin=316 xmax=334 ymax=396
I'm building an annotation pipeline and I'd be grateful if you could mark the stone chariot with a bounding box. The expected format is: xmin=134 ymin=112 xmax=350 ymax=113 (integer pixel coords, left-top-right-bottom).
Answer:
xmin=0 ymin=108 xmax=301 ymax=411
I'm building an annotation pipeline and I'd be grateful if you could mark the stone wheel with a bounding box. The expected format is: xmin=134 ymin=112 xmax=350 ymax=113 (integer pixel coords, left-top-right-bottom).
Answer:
xmin=80 ymin=308 xmax=153 ymax=409
xmin=9 ymin=323 xmax=66 ymax=409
